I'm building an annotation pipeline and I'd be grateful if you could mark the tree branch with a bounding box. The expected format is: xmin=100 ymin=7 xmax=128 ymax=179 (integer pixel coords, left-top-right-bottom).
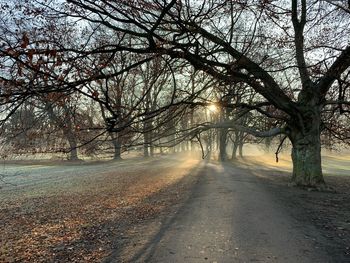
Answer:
xmin=202 ymin=121 xmax=285 ymax=138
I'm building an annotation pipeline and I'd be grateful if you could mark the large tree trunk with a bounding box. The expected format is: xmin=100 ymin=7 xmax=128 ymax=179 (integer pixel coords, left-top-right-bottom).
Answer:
xmin=231 ymin=142 xmax=238 ymax=160
xmin=289 ymin=108 xmax=325 ymax=187
xmin=143 ymin=132 xmax=149 ymax=158
xmin=219 ymin=128 xmax=228 ymax=161
xmin=150 ymin=141 xmax=154 ymax=157
xmin=66 ymin=132 xmax=79 ymax=161
xmin=291 ymin=139 xmax=323 ymax=186
xmin=238 ymin=142 xmax=243 ymax=157
xmin=111 ymin=133 xmax=122 ymax=160
xmin=231 ymin=130 xmax=242 ymax=160
xmin=143 ymin=119 xmax=152 ymax=158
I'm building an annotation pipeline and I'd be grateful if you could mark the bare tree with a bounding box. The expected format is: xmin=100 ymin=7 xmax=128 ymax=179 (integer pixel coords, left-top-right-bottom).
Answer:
xmin=1 ymin=1 xmax=350 ymax=188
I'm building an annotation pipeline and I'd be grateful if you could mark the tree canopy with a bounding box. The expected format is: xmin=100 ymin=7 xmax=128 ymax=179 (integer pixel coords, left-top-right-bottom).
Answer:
xmin=1 ymin=0 xmax=350 ymax=188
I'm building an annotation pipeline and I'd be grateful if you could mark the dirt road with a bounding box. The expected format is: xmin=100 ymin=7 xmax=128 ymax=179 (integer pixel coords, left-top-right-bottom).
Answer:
xmin=126 ymin=162 xmax=338 ymax=263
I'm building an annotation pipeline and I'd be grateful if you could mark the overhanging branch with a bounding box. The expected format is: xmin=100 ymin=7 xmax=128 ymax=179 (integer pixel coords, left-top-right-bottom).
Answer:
xmin=200 ymin=120 xmax=285 ymax=138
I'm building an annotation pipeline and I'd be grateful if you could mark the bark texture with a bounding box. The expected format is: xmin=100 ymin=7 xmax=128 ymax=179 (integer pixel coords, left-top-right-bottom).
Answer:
xmin=289 ymin=105 xmax=325 ymax=187
xmin=65 ymin=131 xmax=79 ymax=161
xmin=111 ymin=133 xmax=122 ymax=160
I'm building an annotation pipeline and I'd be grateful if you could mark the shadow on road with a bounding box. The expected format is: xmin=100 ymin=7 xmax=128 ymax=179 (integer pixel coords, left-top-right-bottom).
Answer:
xmin=112 ymin=161 xmax=336 ymax=263
xmin=103 ymin=162 xmax=205 ymax=263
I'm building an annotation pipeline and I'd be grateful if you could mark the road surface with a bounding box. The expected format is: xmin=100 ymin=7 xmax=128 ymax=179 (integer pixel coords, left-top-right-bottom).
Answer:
xmin=128 ymin=162 xmax=333 ymax=263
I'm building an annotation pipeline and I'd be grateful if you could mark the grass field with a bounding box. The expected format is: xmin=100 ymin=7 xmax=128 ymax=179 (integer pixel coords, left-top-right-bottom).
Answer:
xmin=0 ymin=155 xmax=200 ymax=262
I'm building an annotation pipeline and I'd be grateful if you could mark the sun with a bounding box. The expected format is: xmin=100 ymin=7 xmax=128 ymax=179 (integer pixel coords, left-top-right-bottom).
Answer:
xmin=208 ymin=104 xmax=218 ymax=113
